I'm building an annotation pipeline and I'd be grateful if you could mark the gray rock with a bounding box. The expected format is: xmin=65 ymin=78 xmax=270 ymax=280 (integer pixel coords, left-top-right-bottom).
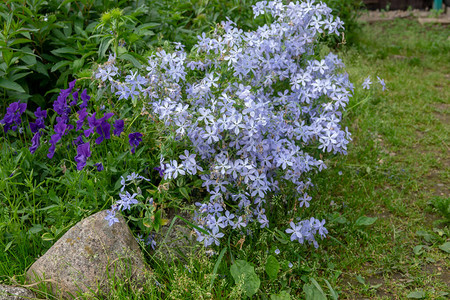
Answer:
xmin=26 ymin=210 xmax=150 ymax=299
xmin=0 ymin=284 xmax=35 ymax=300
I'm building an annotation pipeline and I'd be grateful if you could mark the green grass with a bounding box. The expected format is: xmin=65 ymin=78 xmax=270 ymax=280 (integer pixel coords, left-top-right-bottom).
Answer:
xmin=0 ymin=19 xmax=449 ymax=299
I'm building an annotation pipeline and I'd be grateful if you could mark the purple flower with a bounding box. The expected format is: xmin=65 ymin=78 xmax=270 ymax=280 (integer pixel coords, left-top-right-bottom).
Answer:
xmin=34 ymin=107 xmax=47 ymax=119
xmin=80 ymin=89 xmax=90 ymax=109
xmin=128 ymin=132 xmax=143 ymax=154
xmin=29 ymin=132 xmax=41 ymax=154
xmin=30 ymin=118 xmax=45 ymax=133
xmin=154 ymin=166 xmax=164 ymax=177
xmin=0 ymin=101 xmax=27 ymax=133
xmin=74 ymin=142 xmax=91 ymax=170
xmin=94 ymin=162 xmax=104 ymax=171
xmin=113 ymin=119 xmax=124 ymax=136
xmin=76 ymin=108 xmax=88 ymax=131
xmin=72 ymin=134 xmax=84 ymax=147
xmin=95 ymin=113 xmax=114 ymax=145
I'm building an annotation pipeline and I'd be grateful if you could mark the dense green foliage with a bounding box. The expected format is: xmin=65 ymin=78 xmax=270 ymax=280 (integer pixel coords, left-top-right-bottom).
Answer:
xmin=0 ymin=0 xmax=363 ymax=111
xmin=1 ymin=0 xmax=448 ymax=297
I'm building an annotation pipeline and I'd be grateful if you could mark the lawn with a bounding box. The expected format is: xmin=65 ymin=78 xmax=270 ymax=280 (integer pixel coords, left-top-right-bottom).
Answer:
xmin=0 ymin=13 xmax=449 ymax=300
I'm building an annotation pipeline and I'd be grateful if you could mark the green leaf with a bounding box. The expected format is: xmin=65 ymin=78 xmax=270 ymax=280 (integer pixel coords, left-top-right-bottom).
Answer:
xmin=303 ymin=279 xmax=327 ymax=300
xmin=179 ymin=187 xmax=190 ymax=200
xmin=41 ymin=232 xmax=54 ymax=241
xmin=119 ymin=53 xmax=142 ymax=68
xmin=413 ymin=245 xmax=426 ymax=256
xmin=51 ymin=47 xmax=77 ymax=56
xmin=356 ymin=275 xmax=365 ymax=285
xmin=230 ymin=260 xmax=260 ymax=297
xmin=28 ymin=224 xmax=43 ymax=235
xmin=407 ymin=291 xmax=426 ymax=299
xmin=4 ymin=241 xmax=13 ymax=252
xmin=0 ymin=78 xmax=25 ymax=93
xmin=324 ymin=279 xmax=338 ymax=300
xmin=438 ymin=242 xmax=450 ymax=253
xmin=265 ymin=255 xmax=280 ymax=280
xmin=209 ymin=247 xmax=227 ymax=291
xmin=34 ymin=61 xmax=49 ymax=77
xmin=355 ymin=216 xmax=378 ymax=226
xmin=72 ymin=58 xmax=85 ymax=72
xmin=50 ymin=60 xmax=71 ymax=72
xmin=416 ymin=230 xmax=435 ymax=243
xmin=270 ymin=291 xmax=291 ymax=300
xmin=1 ymin=49 xmax=14 ymax=66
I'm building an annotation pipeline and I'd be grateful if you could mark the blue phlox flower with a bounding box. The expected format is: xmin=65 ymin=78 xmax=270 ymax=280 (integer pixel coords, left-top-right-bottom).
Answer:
xmin=105 ymin=209 xmax=119 ymax=226
xmin=362 ymin=76 xmax=372 ymax=90
xmin=117 ymin=191 xmax=139 ymax=211
xmin=377 ymin=76 xmax=386 ymax=91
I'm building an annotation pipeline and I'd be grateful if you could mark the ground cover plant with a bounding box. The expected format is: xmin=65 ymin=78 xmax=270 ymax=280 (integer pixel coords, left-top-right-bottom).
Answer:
xmin=1 ymin=1 xmax=449 ymax=299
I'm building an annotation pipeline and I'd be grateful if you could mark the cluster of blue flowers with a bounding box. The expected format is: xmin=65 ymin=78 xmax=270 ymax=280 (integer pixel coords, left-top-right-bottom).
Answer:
xmin=95 ymin=0 xmax=356 ymax=248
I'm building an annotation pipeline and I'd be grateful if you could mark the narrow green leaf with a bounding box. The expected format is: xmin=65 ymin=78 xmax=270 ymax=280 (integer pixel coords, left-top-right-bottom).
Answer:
xmin=0 ymin=78 xmax=25 ymax=93
xmin=324 ymin=279 xmax=338 ymax=300
xmin=209 ymin=247 xmax=227 ymax=291
xmin=41 ymin=233 xmax=54 ymax=241
xmin=50 ymin=60 xmax=71 ymax=72
xmin=51 ymin=47 xmax=77 ymax=56
xmin=4 ymin=241 xmax=13 ymax=252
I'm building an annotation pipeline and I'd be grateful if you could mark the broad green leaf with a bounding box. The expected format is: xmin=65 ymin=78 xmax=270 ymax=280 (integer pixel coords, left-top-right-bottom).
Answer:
xmin=356 ymin=275 xmax=365 ymax=284
xmin=1 ymin=49 xmax=14 ymax=67
xmin=34 ymin=61 xmax=49 ymax=77
xmin=303 ymin=280 xmax=326 ymax=300
xmin=265 ymin=255 xmax=280 ymax=280
xmin=0 ymin=78 xmax=25 ymax=93
xmin=416 ymin=230 xmax=435 ymax=243
xmin=28 ymin=224 xmax=43 ymax=235
xmin=438 ymin=242 xmax=450 ymax=253
xmin=72 ymin=58 xmax=85 ymax=72
xmin=407 ymin=291 xmax=426 ymax=299
xmin=230 ymin=260 xmax=260 ymax=297
xmin=413 ymin=245 xmax=426 ymax=255
xmin=270 ymin=291 xmax=291 ymax=300
xmin=119 ymin=53 xmax=142 ymax=69
xmin=355 ymin=216 xmax=377 ymax=226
